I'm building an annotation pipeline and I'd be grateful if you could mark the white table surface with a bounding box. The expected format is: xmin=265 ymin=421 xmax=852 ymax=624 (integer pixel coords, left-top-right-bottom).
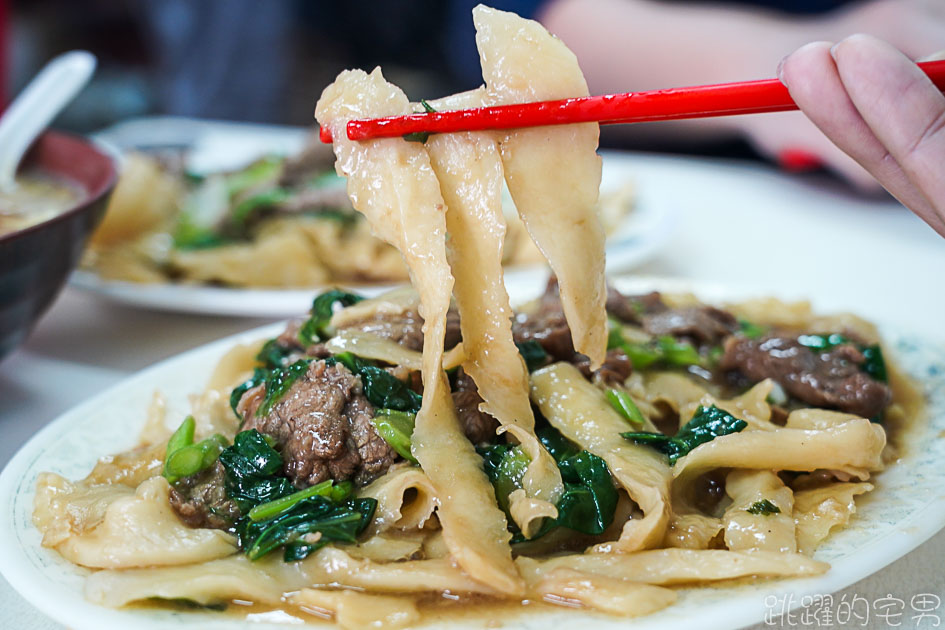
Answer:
xmin=2 ymin=153 xmax=944 ymax=629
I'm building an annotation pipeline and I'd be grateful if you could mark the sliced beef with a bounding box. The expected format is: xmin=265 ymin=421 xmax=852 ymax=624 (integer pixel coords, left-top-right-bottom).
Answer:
xmin=169 ymin=461 xmax=241 ymax=530
xmin=451 ymin=369 xmax=500 ymax=444
xmin=239 ymin=360 xmax=396 ymax=487
xmin=336 ymin=308 xmax=461 ymax=352
xmin=574 ymin=348 xmax=633 ymax=384
xmin=720 ymin=334 xmax=891 ymax=419
xmin=512 ymin=277 xmax=575 ymax=360
xmin=277 ymin=139 xmax=336 ymax=187
xmin=643 ymin=305 xmax=737 ymax=347
xmin=606 ymin=286 xmax=666 ymax=324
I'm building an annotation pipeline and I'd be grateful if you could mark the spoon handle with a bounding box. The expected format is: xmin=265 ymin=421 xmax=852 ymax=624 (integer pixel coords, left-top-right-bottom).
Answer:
xmin=0 ymin=50 xmax=96 ymax=191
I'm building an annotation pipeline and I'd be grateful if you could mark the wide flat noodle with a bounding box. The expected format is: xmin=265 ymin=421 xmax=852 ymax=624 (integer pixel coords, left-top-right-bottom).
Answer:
xmin=34 ymin=475 xmax=236 ymax=569
xmin=793 ymin=482 xmax=873 ymax=554
xmin=290 ymin=588 xmax=420 ymax=630
xmin=86 ymin=546 xmax=495 ymax=608
xmin=673 ymin=419 xmax=886 ymax=487
xmin=316 ymin=69 xmax=521 ymax=595
xmin=357 ymin=465 xmax=438 ymax=533
xmin=325 ymin=329 xmax=465 ymax=371
xmin=474 ymin=5 xmax=606 ymax=367
xmin=530 ymin=362 xmax=672 ymax=552
xmin=516 ymin=549 xmax=828 ymax=586
xmin=722 ymin=470 xmax=796 ymax=553
xmin=531 ymin=568 xmax=676 ymax=617
xmin=427 ymin=130 xmax=562 ymax=536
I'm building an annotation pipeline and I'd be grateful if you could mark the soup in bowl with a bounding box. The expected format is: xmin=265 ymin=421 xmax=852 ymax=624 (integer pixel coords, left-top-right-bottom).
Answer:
xmin=0 ymin=131 xmax=117 ymax=359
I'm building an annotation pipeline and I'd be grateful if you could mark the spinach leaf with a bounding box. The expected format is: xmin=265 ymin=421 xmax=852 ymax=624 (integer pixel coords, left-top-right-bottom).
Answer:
xmin=861 ymin=344 xmax=887 ymax=383
xmin=746 ymin=499 xmax=781 ymax=515
xmin=402 ymin=101 xmax=437 ymax=143
xmin=218 ymin=430 xmax=375 ymax=562
xmin=230 ymin=367 xmax=268 ymax=424
xmin=237 ymin=495 xmax=376 ymax=562
xmin=218 ymin=430 xmax=295 ymax=512
xmin=298 ymin=290 xmax=365 ymax=346
xmin=256 ymin=338 xmax=295 ymax=370
xmin=555 ymin=449 xmax=617 ymax=535
xmin=479 ymin=444 xmax=530 ymax=514
xmin=482 ymin=425 xmax=617 ymax=541
xmin=536 ymin=424 xmax=580 ymax=462
xmin=621 ymin=404 xmax=747 ymax=465
xmin=515 ymin=340 xmax=548 ymax=372
xmin=327 ymin=352 xmax=422 ymax=413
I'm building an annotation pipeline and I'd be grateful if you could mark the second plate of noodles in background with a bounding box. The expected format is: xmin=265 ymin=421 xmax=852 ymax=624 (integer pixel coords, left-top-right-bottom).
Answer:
xmin=72 ymin=117 xmax=672 ymax=317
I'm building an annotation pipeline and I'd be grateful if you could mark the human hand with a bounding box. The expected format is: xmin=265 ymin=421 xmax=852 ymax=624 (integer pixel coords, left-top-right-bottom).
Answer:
xmin=778 ymin=35 xmax=945 ymax=238
xmin=730 ymin=0 xmax=945 ymax=191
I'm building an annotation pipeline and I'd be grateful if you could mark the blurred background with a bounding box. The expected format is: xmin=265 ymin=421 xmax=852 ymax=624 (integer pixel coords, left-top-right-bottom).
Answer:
xmin=6 ymin=0 xmax=929 ymax=172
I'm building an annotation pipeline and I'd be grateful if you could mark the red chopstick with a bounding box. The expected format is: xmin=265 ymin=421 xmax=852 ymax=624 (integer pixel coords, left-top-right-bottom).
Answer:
xmin=319 ymin=59 xmax=945 ymax=144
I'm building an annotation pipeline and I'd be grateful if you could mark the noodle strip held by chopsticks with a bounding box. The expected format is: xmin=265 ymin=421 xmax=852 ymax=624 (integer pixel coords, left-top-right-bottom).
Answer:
xmin=316 ymin=69 xmax=523 ymax=595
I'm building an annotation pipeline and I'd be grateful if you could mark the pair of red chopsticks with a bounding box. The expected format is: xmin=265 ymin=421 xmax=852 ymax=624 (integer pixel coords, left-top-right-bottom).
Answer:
xmin=319 ymin=59 xmax=945 ymax=144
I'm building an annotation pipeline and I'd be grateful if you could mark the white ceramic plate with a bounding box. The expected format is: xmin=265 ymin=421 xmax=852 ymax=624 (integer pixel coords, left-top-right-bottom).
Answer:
xmin=72 ymin=118 xmax=676 ymax=317
xmin=2 ymin=277 xmax=945 ymax=630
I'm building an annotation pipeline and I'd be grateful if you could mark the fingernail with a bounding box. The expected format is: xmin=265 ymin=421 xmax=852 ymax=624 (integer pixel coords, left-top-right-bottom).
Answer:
xmin=829 ymin=43 xmax=839 ymax=61
xmin=776 ymin=56 xmax=787 ymax=81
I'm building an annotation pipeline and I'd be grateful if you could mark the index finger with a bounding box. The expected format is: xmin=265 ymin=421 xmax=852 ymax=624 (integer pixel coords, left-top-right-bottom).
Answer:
xmin=833 ymin=35 xmax=945 ymax=219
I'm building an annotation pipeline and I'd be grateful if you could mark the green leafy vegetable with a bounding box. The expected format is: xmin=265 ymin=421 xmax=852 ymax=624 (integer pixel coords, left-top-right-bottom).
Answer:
xmin=481 ymin=426 xmax=618 ymax=541
xmin=231 ymin=188 xmax=293 ymax=225
xmin=555 ymin=449 xmax=618 ymax=535
xmin=371 ymin=409 xmax=417 ymax=463
xmin=230 ymin=367 xmax=268 ymax=422
xmin=621 ymin=404 xmax=748 ymax=465
xmin=402 ymin=100 xmax=437 ymax=143
xmin=258 ymin=359 xmax=312 ymax=416
xmin=797 ymin=333 xmax=888 ymax=383
xmin=738 ymin=319 xmax=767 ymax=339
xmin=256 ymin=339 xmax=295 ymax=370
xmin=656 ymin=336 xmax=703 ymax=366
xmin=608 ymin=325 xmax=703 ymax=370
xmin=516 ymin=340 xmax=548 ymax=372
xmin=327 ymin=352 xmax=422 ymax=413
xmin=173 ymin=214 xmax=227 ymax=250
xmin=218 ymin=430 xmax=295 ymax=512
xmin=162 ymin=416 xmax=228 ymax=484
xmin=225 ymin=155 xmax=283 ymax=197
xmin=605 ymin=389 xmax=646 ymax=427
xmin=746 ymin=499 xmax=781 ymax=515
xmin=237 ymin=495 xmax=376 ymax=562
xmin=218 ymin=430 xmax=374 ymax=562
xmin=248 ymin=479 xmax=352 ymax=522
xmin=298 ymin=290 xmax=365 ymax=346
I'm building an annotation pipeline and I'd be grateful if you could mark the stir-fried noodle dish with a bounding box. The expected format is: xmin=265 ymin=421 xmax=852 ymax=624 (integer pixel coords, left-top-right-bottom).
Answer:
xmin=33 ymin=6 xmax=922 ymax=628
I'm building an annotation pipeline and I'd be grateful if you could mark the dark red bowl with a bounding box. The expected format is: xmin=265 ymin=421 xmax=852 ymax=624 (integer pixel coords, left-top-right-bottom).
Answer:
xmin=0 ymin=131 xmax=117 ymax=359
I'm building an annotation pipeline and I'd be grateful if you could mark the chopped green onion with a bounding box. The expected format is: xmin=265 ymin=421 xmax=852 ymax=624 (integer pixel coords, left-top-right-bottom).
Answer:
xmin=163 ymin=425 xmax=227 ymax=484
xmin=248 ymin=480 xmax=334 ymax=522
xmin=166 ymin=416 xmax=195 ymax=456
xmin=746 ymin=499 xmax=781 ymax=515
xmin=605 ymin=389 xmax=646 ymax=427
xmin=657 ymin=336 xmax=702 ymax=366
